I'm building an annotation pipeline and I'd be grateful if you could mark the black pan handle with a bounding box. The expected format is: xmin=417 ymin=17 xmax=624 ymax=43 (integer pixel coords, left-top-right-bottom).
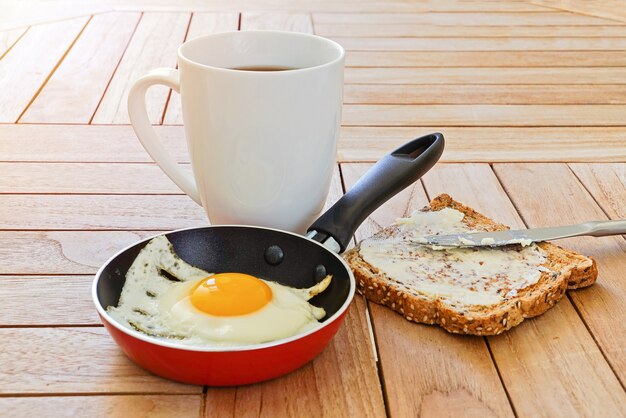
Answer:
xmin=307 ymin=132 xmax=444 ymax=253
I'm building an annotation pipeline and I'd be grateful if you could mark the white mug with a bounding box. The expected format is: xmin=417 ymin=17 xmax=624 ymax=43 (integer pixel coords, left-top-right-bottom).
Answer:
xmin=128 ymin=31 xmax=345 ymax=233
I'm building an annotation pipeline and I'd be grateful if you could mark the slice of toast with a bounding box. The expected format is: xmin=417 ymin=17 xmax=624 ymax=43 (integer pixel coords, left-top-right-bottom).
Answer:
xmin=343 ymin=194 xmax=597 ymax=335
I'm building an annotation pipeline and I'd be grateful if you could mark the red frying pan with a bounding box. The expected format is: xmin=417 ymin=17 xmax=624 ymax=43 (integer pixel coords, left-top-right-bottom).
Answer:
xmin=92 ymin=133 xmax=444 ymax=386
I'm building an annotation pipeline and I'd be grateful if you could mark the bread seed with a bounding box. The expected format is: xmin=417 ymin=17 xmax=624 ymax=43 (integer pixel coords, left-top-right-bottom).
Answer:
xmin=516 ymin=301 xmax=521 ymax=309
xmin=502 ymin=318 xmax=508 ymax=327
xmin=423 ymin=315 xmax=428 ymax=322
xmin=410 ymin=304 xmax=415 ymax=310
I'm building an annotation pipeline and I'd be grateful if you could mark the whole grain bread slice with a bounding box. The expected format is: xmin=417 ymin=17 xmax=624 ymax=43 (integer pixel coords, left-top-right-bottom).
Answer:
xmin=343 ymin=194 xmax=597 ymax=335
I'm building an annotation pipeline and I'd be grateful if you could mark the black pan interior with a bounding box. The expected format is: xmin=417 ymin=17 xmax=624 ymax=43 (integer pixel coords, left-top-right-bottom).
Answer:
xmin=96 ymin=227 xmax=351 ymax=321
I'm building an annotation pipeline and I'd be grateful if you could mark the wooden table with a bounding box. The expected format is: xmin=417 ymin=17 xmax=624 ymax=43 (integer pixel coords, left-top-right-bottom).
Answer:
xmin=1 ymin=0 xmax=625 ymax=416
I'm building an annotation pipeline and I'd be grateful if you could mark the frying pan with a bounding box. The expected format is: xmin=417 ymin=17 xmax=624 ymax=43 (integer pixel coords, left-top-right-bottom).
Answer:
xmin=92 ymin=132 xmax=444 ymax=386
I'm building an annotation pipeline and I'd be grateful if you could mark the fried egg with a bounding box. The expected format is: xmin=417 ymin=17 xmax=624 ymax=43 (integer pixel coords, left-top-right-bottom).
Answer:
xmin=106 ymin=235 xmax=332 ymax=346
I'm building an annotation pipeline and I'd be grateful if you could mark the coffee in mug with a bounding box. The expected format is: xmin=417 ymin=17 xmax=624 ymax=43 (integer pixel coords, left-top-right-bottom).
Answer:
xmin=230 ymin=66 xmax=297 ymax=71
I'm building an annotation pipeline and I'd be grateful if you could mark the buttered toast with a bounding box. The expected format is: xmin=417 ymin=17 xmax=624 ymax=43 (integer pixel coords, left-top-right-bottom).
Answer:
xmin=343 ymin=194 xmax=597 ymax=335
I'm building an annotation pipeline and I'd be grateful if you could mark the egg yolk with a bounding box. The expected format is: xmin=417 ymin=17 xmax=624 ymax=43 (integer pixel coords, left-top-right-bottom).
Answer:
xmin=190 ymin=273 xmax=272 ymax=316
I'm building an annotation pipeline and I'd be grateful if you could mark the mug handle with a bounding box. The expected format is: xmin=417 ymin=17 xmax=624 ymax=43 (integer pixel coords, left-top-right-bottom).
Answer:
xmin=127 ymin=68 xmax=201 ymax=204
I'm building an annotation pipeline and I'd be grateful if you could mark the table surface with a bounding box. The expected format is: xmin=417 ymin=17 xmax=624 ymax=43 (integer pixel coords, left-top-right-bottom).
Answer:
xmin=0 ymin=0 xmax=625 ymax=416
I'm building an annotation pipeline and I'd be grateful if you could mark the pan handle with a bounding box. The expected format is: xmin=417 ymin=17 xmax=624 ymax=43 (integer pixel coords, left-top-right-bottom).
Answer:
xmin=307 ymin=132 xmax=445 ymax=253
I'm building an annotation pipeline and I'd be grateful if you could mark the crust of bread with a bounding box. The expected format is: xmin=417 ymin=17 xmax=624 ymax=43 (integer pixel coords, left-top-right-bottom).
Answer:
xmin=344 ymin=194 xmax=598 ymax=336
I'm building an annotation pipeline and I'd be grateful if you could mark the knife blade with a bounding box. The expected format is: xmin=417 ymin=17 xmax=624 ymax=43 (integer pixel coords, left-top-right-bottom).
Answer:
xmin=420 ymin=219 xmax=626 ymax=248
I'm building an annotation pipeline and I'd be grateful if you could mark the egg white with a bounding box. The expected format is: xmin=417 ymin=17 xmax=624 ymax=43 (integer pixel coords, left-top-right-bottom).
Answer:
xmin=106 ymin=235 xmax=331 ymax=346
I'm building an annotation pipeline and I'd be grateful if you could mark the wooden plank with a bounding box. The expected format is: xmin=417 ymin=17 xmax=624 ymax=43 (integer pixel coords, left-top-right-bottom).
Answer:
xmin=342 ymin=104 xmax=626 ymax=127
xmin=91 ymin=12 xmax=190 ymax=125
xmin=0 ymin=276 xmax=99 ymax=325
xmin=162 ymin=12 xmax=240 ymax=125
xmin=332 ymin=36 xmax=626 ymax=51
xmin=341 ymin=163 xmax=514 ymax=417
xmin=0 ymin=195 xmax=207 ymax=230
xmin=0 ymin=124 xmax=188 ymax=163
xmin=2 ymin=124 xmax=625 ymax=164
xmin=569 ymin=163 xmax=626 ymax=218
xmin=337 ymin=127 xmax=626 ymax=163
xmin=345 ymin=67 xmax=626 ymax=85
xmin=345 ymin=50 xmax=626 ymax=67
xmin=184 ymin=12 xmax=240 ymax=39
xmin=240 ymin=12 xmax=313 ymax=32
xmin=0 ymin=162 xmax=189 ymax=194
xmin=0 ymin=0 xmax=111 ymax=31
xmin=370 ymin=303 xmax=514 ymax=417
xmin=0 ymin=327 xmax=201 ymax=394
xmin=494 ymin=163 xmax=626 ymax=384
xmin=0 ymin=26 xmax=27 ymax=57
xmin=19 ymin=12 xmax=141 ymax=123
xmin=314 ymin=12 xmax=620 ymax=26
xmin=107 ymin=0 xmax=550 ymax=13
xmin=0 ymin=395 xmax=202 ymax=418
xmin=0 ymin=164 xmax=339 ymax=229
xmin=531 ymin=0 xmax=626 ymax=25
xmin=0 ymin=231 xmax=156 ymax=275
xmin=0 ymin=17 xmax=88 ymax=122
xmin=490 ymin=300 xmax=626 ymax=415
xmin=422 ymin=163 xmax=626 ymax=416
xmin=315 ymin=23 xmax=626 ymax=38
xmin=344 ymin=84 xmax=626 ymax=105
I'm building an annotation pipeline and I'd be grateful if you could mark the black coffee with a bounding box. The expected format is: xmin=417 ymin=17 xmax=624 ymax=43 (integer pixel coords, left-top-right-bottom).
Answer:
xmin=231 ymin=66 xmax=297 ymax=71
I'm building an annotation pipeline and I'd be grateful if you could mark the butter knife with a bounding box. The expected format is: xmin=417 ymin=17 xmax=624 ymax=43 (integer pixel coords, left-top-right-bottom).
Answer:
xmin=421 ymin=219 xmax=626 ymax=248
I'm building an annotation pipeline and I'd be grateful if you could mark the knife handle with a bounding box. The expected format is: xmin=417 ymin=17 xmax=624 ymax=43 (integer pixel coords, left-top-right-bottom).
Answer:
xmin=586 ymin=219 xmax=626 ymax=237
